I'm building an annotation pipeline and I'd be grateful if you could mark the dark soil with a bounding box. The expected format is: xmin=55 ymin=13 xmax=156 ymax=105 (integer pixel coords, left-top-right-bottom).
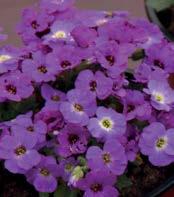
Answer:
xmin=0 ymin=162 xmax=38 ymax=197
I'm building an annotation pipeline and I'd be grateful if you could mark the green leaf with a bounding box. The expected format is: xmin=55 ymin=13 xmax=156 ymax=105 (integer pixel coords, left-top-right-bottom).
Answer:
xmin=54 ymin=184 xmax=79 ymax=197
xmin=116 ymin=174 xmax=133 ymax=190
xmin=0 ymin=96 xmax=37 ymax=122
xmin=39 ymin=193 xmax=49 ymax=197
xmin=147 ymin=0 xmax=174 ymax=12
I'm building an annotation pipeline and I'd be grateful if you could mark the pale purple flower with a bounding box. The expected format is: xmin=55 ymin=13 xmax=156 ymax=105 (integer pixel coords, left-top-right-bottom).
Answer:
xmin=88 ymin=106 xmax=126 ymax=140
xmin=139 ymin=122 xmax=174 ymax=166
xmin=144 ymin=79 xmax=174 ymax=111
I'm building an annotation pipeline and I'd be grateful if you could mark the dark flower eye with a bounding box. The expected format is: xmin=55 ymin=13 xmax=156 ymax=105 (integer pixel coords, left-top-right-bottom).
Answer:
xmin=6 ymin=85 xmax=17 ymax=95
xmin=105 ymin=55 xmax=115 ymax=66
xmin=37 ymin=65 xmax=48 ymax=73
xmin=14 ymin=146 xmax=26 ymax=156
xmin=90 ymin=183 xmax=103 ymax=192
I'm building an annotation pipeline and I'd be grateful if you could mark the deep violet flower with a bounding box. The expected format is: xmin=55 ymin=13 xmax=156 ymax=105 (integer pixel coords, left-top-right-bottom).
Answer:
xmin=75 ymin=69 xmax=113 ymax=100
xmin=0 ymin=71 xmax=33 ymax=101
xmin=41 ymin=84 xmax=66 ymax=109
xmin=144 ymin=79 xmax=174 ymax=111
xmin=139 ymin=122 xmax=174 ymax=166
xmin=60 ymin=89 xmax=97 ymax=126
xmin=22 ymin=51 xmax=58 ymax=82
xmin=86 ymin=139 xmax=127 ymax=175
xmin=88 ymin=106 xmax=126 ymax=140
xmin=56 ymin=123 xmax=89 ymax=157
xmin=27 ymin=156 xmax=61 ymax=192
xmin=0 ymin=133 xmax=41 ymax=173
xmin=78 ymin=170 xmax=118 ymax=197
xmin=34 ymin=106 xmax=64 ymax=132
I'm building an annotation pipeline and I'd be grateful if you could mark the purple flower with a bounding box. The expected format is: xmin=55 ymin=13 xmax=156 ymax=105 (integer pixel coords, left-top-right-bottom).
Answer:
xmin=17 ymin=7 xmax=54 ymax=44
xmin=34 ymin=106 xmax=64 ymax=132
xmin=146 ymin=42 xmax=174 ymax=73
xmin=124 ymin=90 xmax=152 ymax=121
xmin=0 ymin=46 xmax=19 ymax=74
xmin=43 ymin=20 xmax=76 ymax=43
xmin=78 ymin=170 xmax=118 ymax=197
xmin=56 ymin=123 xmax=89 ymax=157
xmin=88 ymin=107 xmax=126 ymax=140
xmin=46 ymin=45 xmax=81 ymax=72
xmin=135 ymin=63 xmax=168 ymax=83
xmin=27 ymin=156 xmax=60 ymax=192
xmin=75 ymin=69 xmax=113 ymax=100
xmin=0 ymin=133 xmax=41 ymax=173
xmin=60 ymin=89 xmax=97 ymax=126
xmin=86 ymin=139 xmax=127 ymax=175
xmin=41 ymin=84 xmax=66 ymax=109
xmin=158 ymin=110 xmax=174 ymax=129
xmin=75 ymin=10 xmax=110 ymax=27
xmin=11 ymin=113 xmax=47 ymax=144
xmin=95 ymin=40 xmax=133 ymax=78
xmin=22 ymin=51 xmax=58 ymax=83
xmin=59 ymin=157 xmax=77 ymax=181
xmin=144 ymin=79 xmax=174 ymax=111
xmin=71 ymin=25 xmax=97 ymax=48
xmin=0 ymin=71 xmax=33 ymax=101
xmin=139 ymin=122 xmax=174 ymax=166
xmin=40 ymin=0 xmax=75 ymax=14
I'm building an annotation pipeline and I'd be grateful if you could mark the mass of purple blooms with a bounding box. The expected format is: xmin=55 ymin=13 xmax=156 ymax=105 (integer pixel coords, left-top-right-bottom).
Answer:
xmin=0 ymin=0 xmax=174 ymax=196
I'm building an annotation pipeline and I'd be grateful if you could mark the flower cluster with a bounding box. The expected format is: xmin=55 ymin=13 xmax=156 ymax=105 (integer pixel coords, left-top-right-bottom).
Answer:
xmin=0 ymin=0 xmax=174 ymax=196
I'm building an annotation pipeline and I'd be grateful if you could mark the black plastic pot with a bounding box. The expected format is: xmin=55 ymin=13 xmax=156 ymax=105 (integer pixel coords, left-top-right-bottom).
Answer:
xmin=145 ymin=0 xmax=174 ymax=41
xmin=146 ymin=176 xmax=174 ymax=197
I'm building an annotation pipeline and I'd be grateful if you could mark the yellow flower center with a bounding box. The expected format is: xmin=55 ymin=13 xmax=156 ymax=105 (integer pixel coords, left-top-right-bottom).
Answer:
xmin=52 ymin=31 xmax=66 ymax=39
xmin=156 ymin=137 xmax=167 ymax=150
xmin=153 ymin=92 xmax=165 ymax=103
xmin=0 ymin=55 xmax=12 ymax=63
xmin=51 ymin=95 xmax=60 ymax=101
xmin=74 ymin=103 xmax=83 ymax=112
xmin=15 ymin=146 xmax=26 ymax=156
xmin=99 ymin=118 xmax=113 ymax=131
xmin=40 ymin=168 xmax=50 ymax=176
xmin=37 ymin=65 xmax=48 ymax=73
xmin=102 ymin=153 xmax=111 ymax=164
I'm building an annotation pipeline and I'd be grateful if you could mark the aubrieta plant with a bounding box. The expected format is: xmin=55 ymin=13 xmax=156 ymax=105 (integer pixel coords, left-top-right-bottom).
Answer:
xmin=0 ymin=0 xmax=174 ymax=196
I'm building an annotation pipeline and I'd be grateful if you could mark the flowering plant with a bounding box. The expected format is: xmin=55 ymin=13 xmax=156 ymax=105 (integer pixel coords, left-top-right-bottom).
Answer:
xmin=0 ymin=0 xmax=174 ymax=196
